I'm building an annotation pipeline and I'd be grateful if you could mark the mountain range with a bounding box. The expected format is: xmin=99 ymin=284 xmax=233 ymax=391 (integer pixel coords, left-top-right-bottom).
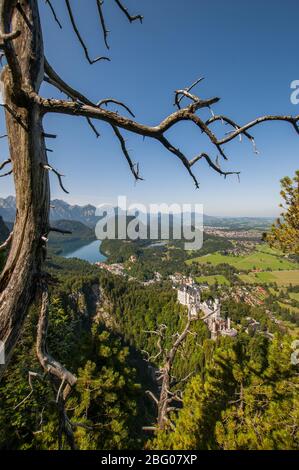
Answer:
xmin=0 ymin=196 xmax=99 ymax=227
xmin=0 ymin=196 xmax=274 ymax=230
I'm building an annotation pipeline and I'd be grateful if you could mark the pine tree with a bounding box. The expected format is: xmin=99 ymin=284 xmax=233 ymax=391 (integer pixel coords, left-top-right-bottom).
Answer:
xmin=265 ymin=170 xmax=299 ymax=255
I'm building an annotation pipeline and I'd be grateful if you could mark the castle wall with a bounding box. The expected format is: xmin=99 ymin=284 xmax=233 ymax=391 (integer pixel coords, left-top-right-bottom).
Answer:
xmin=177 ymin=283 xmax=237 ymax=340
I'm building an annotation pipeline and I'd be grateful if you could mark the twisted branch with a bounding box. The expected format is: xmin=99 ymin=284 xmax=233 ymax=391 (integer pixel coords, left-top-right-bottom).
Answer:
xmin=39 ymin=52 xmax=299 ymax=188
xmin=114 ymin=0 xmax=143 ymax=23
xmin=43 ymin=164 xmax=69 ymax=194
xmin=34 ymin=88 xmax=299 ymax=188
xmin=36 ymin=282 xmax=77 ymax=396
xmin=174 ymin=76 xmax=205 ymax=109
xmin=14 ymin=371 xmax=43 ymax=410
xmin=0 ymin=158 xmax=11 ymax=170
xmin=65 ymin=0 xmax=109 ymax=64
xmin=97 ymin=98 xmax=135 ymax=118
xmin=189 ymin=153 xmax=240 ymax=179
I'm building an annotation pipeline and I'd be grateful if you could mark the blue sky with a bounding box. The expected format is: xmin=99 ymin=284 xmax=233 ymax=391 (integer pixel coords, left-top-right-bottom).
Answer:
xmin=1 ymin=0 xmax=299 ymax=216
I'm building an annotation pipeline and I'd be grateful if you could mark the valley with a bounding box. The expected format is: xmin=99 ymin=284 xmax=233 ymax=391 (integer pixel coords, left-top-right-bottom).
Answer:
xmin=1 ymin=198 xmax=298 ymax=450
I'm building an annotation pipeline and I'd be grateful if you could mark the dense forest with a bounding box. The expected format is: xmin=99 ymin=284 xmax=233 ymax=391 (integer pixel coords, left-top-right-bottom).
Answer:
xmin=0 ymin=254 xmax=297 ymax=450
xmin=101 ymin=234 xmax=233 ymax=281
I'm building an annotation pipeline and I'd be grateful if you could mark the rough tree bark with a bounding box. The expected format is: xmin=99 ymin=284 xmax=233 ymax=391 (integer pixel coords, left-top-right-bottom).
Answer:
xmin=0 ymin=0 xmax=49 ymax=380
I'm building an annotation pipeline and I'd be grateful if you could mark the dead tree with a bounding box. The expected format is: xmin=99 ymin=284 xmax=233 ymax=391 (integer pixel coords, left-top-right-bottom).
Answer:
xmin=143 ymin=303 xmax=228 ymax=431
xmin=0 ymin=0 xmax=299 ymax=412
xmin=143 ymin=308 xmax=197 ymax=431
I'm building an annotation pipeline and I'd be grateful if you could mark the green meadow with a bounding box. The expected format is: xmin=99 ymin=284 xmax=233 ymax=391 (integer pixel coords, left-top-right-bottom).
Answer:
xmin=289 ymin=292 xmax=299 ymax=301
xmin=187 ymin=245 xmax=298 ymax=271
xmin=238 ymin=270 xmax=299 ymax=286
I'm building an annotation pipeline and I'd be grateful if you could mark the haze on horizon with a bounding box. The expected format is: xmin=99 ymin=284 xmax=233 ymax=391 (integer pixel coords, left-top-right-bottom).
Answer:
xmin=0 ymin=0 xmax=298 ymax=217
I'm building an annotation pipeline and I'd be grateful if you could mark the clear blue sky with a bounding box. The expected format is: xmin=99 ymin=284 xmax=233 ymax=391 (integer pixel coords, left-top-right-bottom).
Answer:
xmin=1 ymin=0 xmax=299 ymax=216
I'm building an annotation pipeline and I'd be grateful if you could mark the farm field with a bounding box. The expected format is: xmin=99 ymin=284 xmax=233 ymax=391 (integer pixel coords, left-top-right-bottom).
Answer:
xmin=186 ymin=244 xmax=298 ymax=271
xmin=277 ymin=302 xmax=299 ymax=314
xmin=289 ymin=292 xmax=299 ymax=301
xmin=195 ymin=274 xmax=230 ymax=286
xmin=239 ymin=270 xmax=299 ymax=286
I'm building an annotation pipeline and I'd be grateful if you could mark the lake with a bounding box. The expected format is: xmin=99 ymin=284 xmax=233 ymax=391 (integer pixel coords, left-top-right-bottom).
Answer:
xmin=64 ymin=240 xmax=107 ymax=264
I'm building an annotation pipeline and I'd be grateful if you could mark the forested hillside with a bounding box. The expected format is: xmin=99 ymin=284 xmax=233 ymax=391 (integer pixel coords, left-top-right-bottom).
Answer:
xmin=0 ymin=255 xmax=297 ymax=450
xmin=48 ymin=220 xmax=96 ymax=254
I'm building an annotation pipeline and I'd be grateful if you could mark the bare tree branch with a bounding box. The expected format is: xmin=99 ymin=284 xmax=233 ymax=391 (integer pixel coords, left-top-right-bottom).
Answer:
xmin=35 ymin=281 xmax=78 ymax=449
xmin=65 ymin=0 xmax=109 ymax=64
xmin=96 ymin=0 xmax=109 ymax=49
xmin=0 ymin=231 xmax=13 ymax=252
xmin=174 ymin=76 xmax=205 ymax=109
xmin=40 ymin=61 xmax=299 ymax=187
xmin=189 ymin=152 xmax=240 ymax=179
xmin=44 ymin=58 xmax=94 ymax=105
xmin=146 ymin=390 xmax=159 ymax=405
xmin=45 ymin=0 xmax=62 ymax=29
xmin=14 ymin=371 xmax=43 ymax=410
xmin=205 ymin=114 xmax=254 ymax=141
xmin=45 ymin=59 xmax=135 ymax=120
xmin=171 ymin=371 xmax=194 ymax=388
xmin=86 ymin=117 xmax=100 ymax=138
xmin=49 ymin=227 xmax=72 ymax=235
xmin=42 ymin=132 xmax=57 ymax=139
xmin=0 ymin=158 xmax=11 ymax=170
xmin=157 ymin=134 xmax=199 ymax=188
xmin=143 ymin=310 xmax=198 ymax=430
xmin=36 ymin=282 xmax=77 ymax=395
xmin=33 ymin=89 xmax=299 ymax=187
xmin=111 ymin=124 xmax=143 ymax=181
xmin=0 ymin=169 xmax=12 ymax=177
xmin=142 ymin=426 xmax=158 ymax=432
xmin=217 ymin=115 xmax=299 ymax=144
xmin=114 ymin=0 xmax=143 ymax=23
xmin=43 ymin=164 xmax=69 ymax=194
xmin=45 ymin=59 xmax=102 ymax=137
xmin=97 ymin=98 xmax=135 ymax=118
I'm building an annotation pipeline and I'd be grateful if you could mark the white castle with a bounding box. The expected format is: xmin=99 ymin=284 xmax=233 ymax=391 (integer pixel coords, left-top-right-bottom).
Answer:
xmin=177 ymin=282 xmax=237 ymax=340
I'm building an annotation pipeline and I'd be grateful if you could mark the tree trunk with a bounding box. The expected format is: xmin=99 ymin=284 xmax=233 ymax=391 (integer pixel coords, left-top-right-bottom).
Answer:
xmin=0 ymin=0 xmax=49 ymax=379
xmin=157 ymin=364 xmax=171 ymax=429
